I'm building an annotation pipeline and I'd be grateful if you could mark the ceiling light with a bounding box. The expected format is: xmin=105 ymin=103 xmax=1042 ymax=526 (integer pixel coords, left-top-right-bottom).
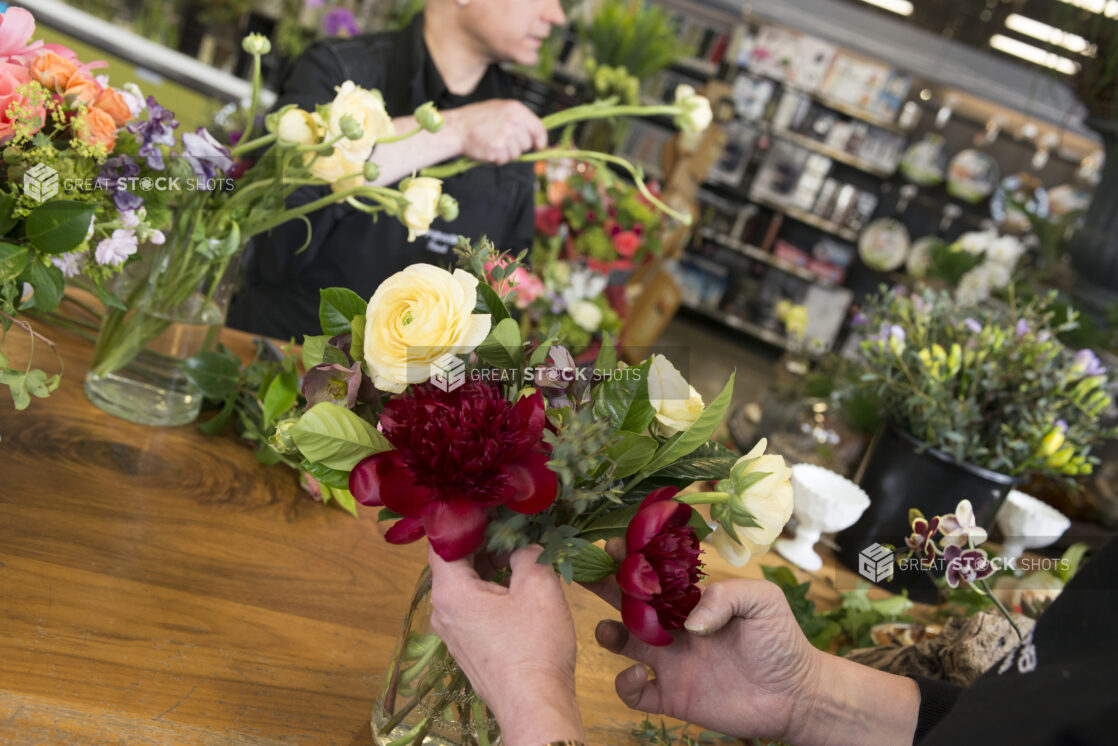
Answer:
xmin=990 ymin=34 xmax=1081 ymax=74
xmin=1055 ymin=0 xmax=1118 ymax=18
xmin=1005 ymin=13 xmax=1095 ymax=55
xmin=857 ymin=0 xmax=914 ymax=17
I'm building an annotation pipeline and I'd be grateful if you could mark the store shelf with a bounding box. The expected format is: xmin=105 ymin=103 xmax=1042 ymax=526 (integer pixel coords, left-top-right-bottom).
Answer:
xmin=772 ymin=128 xmax=897 ymax=178
xmin=679 ymin=299 xmax=794 ymax=351
xmin=749 ymin=194 xmax=859 ymax=242
xmin=699 ymin=228 xmax=838 ymax=286
xmin=811 ymin=91 xmax=905 ymax=134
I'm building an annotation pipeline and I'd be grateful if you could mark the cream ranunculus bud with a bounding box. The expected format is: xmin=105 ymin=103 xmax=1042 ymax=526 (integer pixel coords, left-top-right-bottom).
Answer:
xmin=402 ymin=176 xmax=443 ymax=242
xmin=338 ymin=113 xmax=365 ymax=141
xmin=327 ymin=81 xmax=394 ymax=160
xmin=363 ymin=264 xmax=492 ymax=393
xmin=437 ymin=193 xmax=459 ymax=222
xmin=307 ymin=148 xmax=365 ymax=193
xmin=242 ymin=33 xmax=271 ymax=56
xmin=647 ymin=353 xmax=705 ymax=436
xmin=276 ymin=108 xmax=320 ymax=146
xmin=673 ymin=84 xmax=713 ymax=134
xmin=364 ymin=161 xmax=380 ymax=181
xmin=414 ymin=101 xmax=445 ymax=133
xmin=710 ymin=438 xmax=795 ymax=567
xmin=570 ymin=299 xmax=604 ymax=333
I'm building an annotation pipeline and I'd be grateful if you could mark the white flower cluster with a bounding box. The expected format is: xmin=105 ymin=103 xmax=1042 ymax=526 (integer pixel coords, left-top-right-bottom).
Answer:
xmin=953 ymin=229 xmax=1027 ymax=307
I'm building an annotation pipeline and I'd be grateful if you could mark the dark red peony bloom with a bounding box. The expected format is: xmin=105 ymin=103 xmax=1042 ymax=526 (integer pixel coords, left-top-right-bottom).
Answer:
xmin=348 ymin=382 xmax=558 ymax=561
xmin=617 ymin=486 xmax=705 ymax=646
xmin=535 ymin=205 xmax=563 ymax=237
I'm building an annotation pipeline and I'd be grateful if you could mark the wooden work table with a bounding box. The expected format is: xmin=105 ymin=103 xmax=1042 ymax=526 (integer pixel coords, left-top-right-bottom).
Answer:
xmin=0 ymin=320 xmax=863 ymax=745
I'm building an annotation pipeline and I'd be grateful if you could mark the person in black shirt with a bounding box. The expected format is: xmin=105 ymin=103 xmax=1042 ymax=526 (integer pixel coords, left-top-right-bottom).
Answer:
xmin=425 ymin=537 xmax=1118 ymax=745
xmin=227 ymin=0 xmax=566 ymax=340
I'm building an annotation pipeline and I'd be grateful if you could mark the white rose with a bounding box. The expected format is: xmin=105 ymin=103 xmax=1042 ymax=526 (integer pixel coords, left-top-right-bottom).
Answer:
xmin=569 ymin=299 xmax=603 ymax=332
xmin=363 ymin=264 xmax=492 ymax=393
xmin=711 ymin=438 xmax=795 ymax=567
xmin=956 ymin=229 xmax=995 ymax=256
xmin=647 ymin=354 xmax=705 ymax=436
xmin=306 ymin=147 xmax=365 ymax=193
xmin=986 ymin=235 xmax=1025 ymax=268
xmin=402 ymin=177 xmax=443 ymax=242
xmin=327 ymin=81 xmax=394 ymax=160
xmin=277 ymin=108 xmax=320 ymax=147
xmin=673 ymin=84 xmax=713 ymax=133
xmin=955 ymin=268 xmax=992 ymax=306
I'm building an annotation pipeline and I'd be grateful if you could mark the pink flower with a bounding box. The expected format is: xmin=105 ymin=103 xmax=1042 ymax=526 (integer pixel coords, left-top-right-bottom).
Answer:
xmin=94 ymin=229 xmax=138 ymax=266
xmin=483 ymin=256 xmax=544 ymax=309
xmin=0 ymin=8 xmax=37 ymax=64
xmin=0 ymin=61 xmax=42 ymax=143
xmin=611 ymin=230 xmax=641 ymax=258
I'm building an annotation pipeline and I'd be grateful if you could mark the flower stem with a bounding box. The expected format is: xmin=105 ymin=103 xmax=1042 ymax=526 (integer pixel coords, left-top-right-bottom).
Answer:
xmin=675 ymin=491 xmax=731 ymax=506
xmin=230 ymin=132 xmax=276 ymax=157
xmin=977 ymin=578 xmax=1023 ymax=640
xmin=378 ymin=125 xmax=424 ymax=144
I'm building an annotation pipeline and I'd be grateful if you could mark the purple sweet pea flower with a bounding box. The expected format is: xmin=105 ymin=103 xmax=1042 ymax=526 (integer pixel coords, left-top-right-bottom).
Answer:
xmin=113 ymin=189 xmax=144 ymax=212
xmin=127 ymin=96 xmax=179 ymax=170
xmin=304 ymin=0 xmax=325 ymax=8
xmin=1015 ymin=318 xmax=1030 ymax=337
xmin=181 ymin=128 xmax=234 ymax=185
xmin=851 ymin=311 xmax=869 ymax=327
xmin=94 ymin=229 xmax=139 ymax=266
xmin=963 ymin=317 xmax=983 ymax=334
xmin=1070 ymin=349 xmax=1106 ymax=379
xmin=1055 ymin=419 xmax=1068 ymax=432
xmin=944 ymin=544 xmax=995 ymax=588
xmin=302 ymin=362 xmax=362 ymax=409
xmin=323 ymin=7 xmax=360 ymax=37
xmin=120 ymin=210 xmax=139 ymax=228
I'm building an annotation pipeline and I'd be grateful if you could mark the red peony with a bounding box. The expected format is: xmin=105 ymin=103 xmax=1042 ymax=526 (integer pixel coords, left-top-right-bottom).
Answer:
xmin=349 ymin=382 xmax=558 ymax=561
xmin=616 ymin=486 xmax=704 ymax=646
xmin=535 ymin=205 xmax=562 ymax=237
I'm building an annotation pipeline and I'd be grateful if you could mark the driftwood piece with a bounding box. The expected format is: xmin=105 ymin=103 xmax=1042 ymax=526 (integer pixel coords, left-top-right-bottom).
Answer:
xmin=844 ymin=612 xmax=1036 ymax=686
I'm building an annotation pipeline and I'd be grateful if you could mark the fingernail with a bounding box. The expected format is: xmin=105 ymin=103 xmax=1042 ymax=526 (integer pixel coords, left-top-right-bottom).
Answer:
xmin=684 ymin=608 xmax=711 ymax=633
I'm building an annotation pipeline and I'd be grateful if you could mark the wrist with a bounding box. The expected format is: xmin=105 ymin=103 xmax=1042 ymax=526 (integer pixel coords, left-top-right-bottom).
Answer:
xmin=494 ymin=676 xmax=582 ymax=746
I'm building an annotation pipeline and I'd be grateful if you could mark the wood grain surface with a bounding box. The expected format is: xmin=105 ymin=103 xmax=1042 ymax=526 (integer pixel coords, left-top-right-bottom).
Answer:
xmin=0 ymin=319 xmax=859 ymax=745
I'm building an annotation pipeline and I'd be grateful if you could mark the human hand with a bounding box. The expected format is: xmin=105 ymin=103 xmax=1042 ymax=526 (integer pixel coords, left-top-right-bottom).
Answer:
xmin=429 ymin=544 xmax=584 ymax=746
xmin=444 ymin=100 xmax=549 ymax=165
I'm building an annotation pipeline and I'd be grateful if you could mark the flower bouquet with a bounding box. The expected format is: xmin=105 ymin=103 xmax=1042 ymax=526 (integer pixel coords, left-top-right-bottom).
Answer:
xmin=275 ymin=238 xmax=793 ymax=744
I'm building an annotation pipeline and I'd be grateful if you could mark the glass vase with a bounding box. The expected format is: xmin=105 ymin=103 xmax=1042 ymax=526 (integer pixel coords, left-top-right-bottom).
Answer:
xmin=84 ymin=227 xmax=242 ymax=427
xmin=372 ymin=567 xmax=501 ymax=746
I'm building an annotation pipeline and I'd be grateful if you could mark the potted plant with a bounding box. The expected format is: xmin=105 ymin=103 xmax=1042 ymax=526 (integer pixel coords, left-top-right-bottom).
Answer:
xmin=835 ymin=287 xmax=1117 ymax=597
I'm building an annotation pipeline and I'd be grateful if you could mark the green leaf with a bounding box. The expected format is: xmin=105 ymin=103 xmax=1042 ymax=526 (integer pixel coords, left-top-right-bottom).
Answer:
xmin=599 ymin=431 xmax=658 ymax=480
xmin=255 ymin=445 xmax=283 ymax=465
xmin=476 ymin=317 xmax=522 ymax=369
xmin=196 ymin=394 xmax=237 ymax=435
xmin=318 ymin=287 xmax=367 ymax=336
xmin=594 ymin=330 xmax=617 ymax=374
xmin=6 ymin=373 xmax=30 ymax=410
xmin=591 ymin=359 xmax=653 ymax=432
xmin=570 ymin=543 xmax=618 ymax=583
xmin=685 ymin=509 xmax=713 ymax=541
xmin=24 ymin=369 xmax=50 ymax=398
xmin=579 ymin=503 xmax=641 ymax=544
xmin=1058 ymin=542 xmax=1090 ymax=583
xmin=181 ymin=352 xmax=242 ymax=400
xmin=648 ymin=441 xmax=738 ymax=481
xmin=290 ymin=401 xmax=391 ymax=470
xmin=350 ymin=314 xmax=365 ymax=363
xmin=301 ymin=460 xmax=351 ymax=490
xmin=378 ymin=508 xmax=405 ymax=522
xmin=642 ymin=372 xmax=736 ymax=474
xmin=477 ymin=280 xmax=511 ymax=323
xmin=0 ymin=195 xmax=17 ymax=234
xmin=302 ymin=335 xmax=329 ymax=370
xmin=24 ymin=201 xmax=96 ymax=254
xmin=262 ymin=369 xmax=299 ymax=428
xmin=327 ymin=485 xmax=359 ymax=517
xmin=19 ymin=261 xmax=64 ymax=313
xmin=91 ymin=276 xmax=127 ymax=311
xmin=0 ymin=243 xmax=29 ymax=284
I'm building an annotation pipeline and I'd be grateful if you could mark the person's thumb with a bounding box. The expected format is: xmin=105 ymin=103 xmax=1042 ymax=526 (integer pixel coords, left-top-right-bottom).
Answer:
xmin=683 ymin=579 xmax=775 ymax=636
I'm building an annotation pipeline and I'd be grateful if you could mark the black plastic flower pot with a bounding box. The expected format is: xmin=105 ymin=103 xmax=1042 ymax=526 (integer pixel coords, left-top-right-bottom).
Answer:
xmin=835 ymin=426 xmax=1018 ymax=603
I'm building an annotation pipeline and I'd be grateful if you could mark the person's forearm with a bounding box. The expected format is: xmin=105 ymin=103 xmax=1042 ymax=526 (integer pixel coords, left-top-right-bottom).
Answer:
xmin=370 ymin=115 xmax=464 ymax=186
xmin=496 ymin=682 xmax=584 ymax=746
xmin=787 ymin=651 xmax=920 ymax=746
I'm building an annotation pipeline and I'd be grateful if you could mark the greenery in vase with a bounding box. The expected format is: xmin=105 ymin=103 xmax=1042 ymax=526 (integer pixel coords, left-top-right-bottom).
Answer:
xmin=582 ymin=0 xmax=688 ymax=81
xmin=843 ymin=286 xmax=1118 ymax=479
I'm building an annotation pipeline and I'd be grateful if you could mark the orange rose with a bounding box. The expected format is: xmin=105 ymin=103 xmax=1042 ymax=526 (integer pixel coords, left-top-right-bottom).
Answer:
xmin=30 ymin=51 xmax=78 ymax=92
xmin=74 ymin=106 xmax=116 ymax=151
xmin=64 ymin=72 xmax=100 ymax=106
xmin=93 ymin=87 xmax=132 ymax=125
xmin=546 ymin=180 xmax=571 ymax=207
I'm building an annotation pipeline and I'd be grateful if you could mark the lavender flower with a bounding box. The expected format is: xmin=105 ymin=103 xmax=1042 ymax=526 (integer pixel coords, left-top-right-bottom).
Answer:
xmin=1070 ymin=349 xmax=1106 ymax=379
xmin=98 ymin=155 xmax=145 ymax=212
xmin=1015 ymin=318 xmax=1030 ymax=337
xmin=181 ymin=128 xmax=234 ymax=186
xmin=127 ymin=96 xmax=179 ymax=170
xmin=323 ymin=7 xmax=360 ymax=37
xmin=120 ymin=210 xmax=139 ymax=228
xmin=50 ymin=251 xmax=85 ymax=278
xmin=94 ymin=229 xmax=139 ymax=266
xmin=113 ymin=190 xmax=144 ymax=212
xmin=963 ymin=317 xmax=983 ymax=334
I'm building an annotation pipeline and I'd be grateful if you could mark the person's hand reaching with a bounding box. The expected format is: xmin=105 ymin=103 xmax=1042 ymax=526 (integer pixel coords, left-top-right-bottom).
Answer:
xmin=444 ymin=100 xmax=549 ymax=165
xmin=428 ymin=544 xmax=585 ymax=746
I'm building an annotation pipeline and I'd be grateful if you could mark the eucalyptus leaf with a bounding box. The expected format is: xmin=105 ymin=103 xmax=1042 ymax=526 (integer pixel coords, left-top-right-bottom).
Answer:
xmin=182 ymin=352 xmax=241 ymax=400
xmin=24 ymin=201 xmax=96 ymax=254
xmin=319 ymin=287 xmax=367 ymax=336
xmin=291 ymin=401 xmax=392 ymax=470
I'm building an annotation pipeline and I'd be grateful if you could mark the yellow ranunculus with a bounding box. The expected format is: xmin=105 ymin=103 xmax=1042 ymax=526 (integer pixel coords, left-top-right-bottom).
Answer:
xmin=277 ymin=108 xmax=320 ymax=147
xmin=711 ymin=438 xmax=795 ymax=567
xmin=363 ymin=264 xmax=491 ymax=393
xmin=327 ymin=81 xmax=394 ymax=160
xmin=647 ymin=353 xmax=704 ymax=436
xmin=402 ymin=177 xmax=443 ymax=242
xmin=306 ymin=147 xmax=365 ymax=193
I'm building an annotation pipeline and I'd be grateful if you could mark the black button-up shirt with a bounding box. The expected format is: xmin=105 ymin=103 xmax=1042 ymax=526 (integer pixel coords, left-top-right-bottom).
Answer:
xmin=227 ymin=14 xmax=535 ymax=340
